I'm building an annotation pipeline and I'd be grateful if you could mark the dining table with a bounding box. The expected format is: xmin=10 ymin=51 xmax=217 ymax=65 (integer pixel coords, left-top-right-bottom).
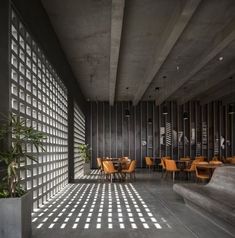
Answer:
xmin=175 ymin=159 xmax=192 ymax=170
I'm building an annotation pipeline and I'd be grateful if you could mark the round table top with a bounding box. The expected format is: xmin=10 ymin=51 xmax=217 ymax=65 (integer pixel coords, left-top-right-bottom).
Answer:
xmin=196 ymin=164 xmax=223 ymax=169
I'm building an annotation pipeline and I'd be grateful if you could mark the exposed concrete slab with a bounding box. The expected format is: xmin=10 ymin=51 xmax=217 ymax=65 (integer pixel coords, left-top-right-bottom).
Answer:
xmin=42 ymin=0 xmax=235 ymax=104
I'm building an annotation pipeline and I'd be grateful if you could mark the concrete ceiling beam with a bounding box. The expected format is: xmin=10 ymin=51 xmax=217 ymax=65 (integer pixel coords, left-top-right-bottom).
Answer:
xmin=200 ymin=79 xmax=235 ymax=104
xmin=132 ymin=0 xmax=201 ymax=106
xmin=109 ymin=0 xmax=125 ymax=106
xmin=221 ymin=93 xmax=235 ymax=105
xmin=178 ymin=62 xmax=235 ymax=105
xmin=155 ymin=15 xmax=235 ymax=106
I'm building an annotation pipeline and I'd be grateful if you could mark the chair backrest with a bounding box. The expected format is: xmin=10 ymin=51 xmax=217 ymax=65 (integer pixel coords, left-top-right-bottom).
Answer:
xmin=187 ymin=160 xmax=198 ymax=171
xmin=195 ymin=156 xmax=205 ymax=162
xmin=180 ymin=157 xmax=191 ymax=161
xmin=209 ymin=160 xmax=223 ymax=165
xmin=162 ymin=156 xmax=171 ymax=160
xmin=196 ymin=161 xmax=208 ymax=165
xmin=165 ymin=159 xmax=178 ymax=171
xmin=161 ymin=158 xmax=166 ymax=169
xmin=128 ymin=160 xmax=136 ymax=172
xmin=102 ymin=161 xmax=116 ymax=173
xmin=226 ymin=157 xmax=235 ymax=164
xmin=97 ymin=157 xmax=102 ymax=168
xmin=195 ymin=162 xmax=209 ymax=176
xmin=145 ymin=157 xmax=153 ymax=166
xmin=211 ymin=156 xmax=219 ymax=161
xmin=120 ymin=157 xmax=130 ymax=169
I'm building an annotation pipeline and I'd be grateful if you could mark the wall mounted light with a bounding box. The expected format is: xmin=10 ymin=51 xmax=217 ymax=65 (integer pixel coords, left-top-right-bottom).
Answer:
xmin=162 ymin=105 xmax=168 ymax=115
xmin=228 ymin=104 xmax=235 ymax=115
xmin=148 ymin=118 xmax=153 ymax=124
xmin=125 ymin=109 xmax=130 ymax=117
xmin=183 ymin=112 xmax=189 ymax=120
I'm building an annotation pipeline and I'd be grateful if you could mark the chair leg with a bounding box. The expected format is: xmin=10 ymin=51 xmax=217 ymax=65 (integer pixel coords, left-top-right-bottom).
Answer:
xmin=164 ymin=171 xmax=168 ymax=179
xmin=173 ymin=171 xmax=175 ymax=182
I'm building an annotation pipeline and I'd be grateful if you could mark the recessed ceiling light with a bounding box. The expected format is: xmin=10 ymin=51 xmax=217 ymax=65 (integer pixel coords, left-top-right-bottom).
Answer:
xmin=219 ymin=56 xmax=223 ymax=61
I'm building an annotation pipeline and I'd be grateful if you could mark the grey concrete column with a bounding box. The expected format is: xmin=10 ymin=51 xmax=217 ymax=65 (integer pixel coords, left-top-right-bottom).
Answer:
xmin=0 ymin=0 xmax=10 ymax=177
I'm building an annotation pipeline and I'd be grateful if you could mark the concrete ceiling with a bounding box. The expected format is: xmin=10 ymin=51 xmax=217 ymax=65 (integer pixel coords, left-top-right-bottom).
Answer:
xmin=41 ymin=0 xmax=235 ymax=105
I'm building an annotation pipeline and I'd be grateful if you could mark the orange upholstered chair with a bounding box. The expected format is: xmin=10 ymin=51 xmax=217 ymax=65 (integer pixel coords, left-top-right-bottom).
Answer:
xmin=195 ymin=162 xmax=210 ymax=182
xmin=96 ymin=157 xmax=104 ymax=179
xmin=184 ymin=159 xmax=200 ymax=180
xmin=195 ymin=156 xmax=205 ymax=162
xmin=145 ymin=157 xmax=154 ymax=172
xmin=165 ymin=159 xmax=180 ymax=182
xmin=102 ymin=161 xmax=118 ymax=183
xmin=120 ymin=157 xmax=131 ymax=169
xmin=122 ymin=160 xmax=136 ymax=180
xmin=209 ymin=160 xmax=223 ymax=165
xmin=159 ymin=157 xmax=167 ymax=178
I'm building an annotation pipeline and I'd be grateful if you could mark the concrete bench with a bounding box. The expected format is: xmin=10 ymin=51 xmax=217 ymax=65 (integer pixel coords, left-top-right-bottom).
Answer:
xmin=173 ymin=166 xmax=235 ymax=236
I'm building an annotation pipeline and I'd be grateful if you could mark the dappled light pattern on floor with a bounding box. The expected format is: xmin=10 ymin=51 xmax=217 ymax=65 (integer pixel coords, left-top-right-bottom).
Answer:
xmin=76 ymin=170 xmax=101 ymax=180
xmin=32 ymin=183 xmax=171 ymax=230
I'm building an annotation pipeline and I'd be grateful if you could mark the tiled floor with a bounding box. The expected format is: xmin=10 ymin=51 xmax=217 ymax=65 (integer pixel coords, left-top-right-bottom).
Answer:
xmin=32 ymin=170 xmax=234 ymax=238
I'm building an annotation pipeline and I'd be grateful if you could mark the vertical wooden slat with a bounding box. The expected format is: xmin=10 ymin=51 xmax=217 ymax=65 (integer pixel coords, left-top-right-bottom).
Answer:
xmin=189 ymin=101 xmax=191 ymax=157
xmin=96 ymin=102 xmax=98 ymax=159
xmin=195 ymin=102 xmax=197 ymax=157
xmin=207 ymin=103 xmax=209 ymax=160
xmin=201 ymin=105 xmax=203 ymax=156
xmin=153 ymin=103 xmax=155 ymax=158
xmin=225 ymin=105 xmax=228 ymax=158
xmin=177 ymin=103 xmax=179 ymax=159
xmin=134 ymin=105 xmax=136 ymax=160
xmin=219 ymin=102 xmax=222 ymax=157
xmin=109 ymin=103 xmax=111 ymax=157
xmin=140 ymin=102 xmax=142 ymax=167
xmin=90 ymin=102 xmax=93 ymax=166
xmin=213 ymin=102 xmax=215 ymax=156
xmin=171 ymin=101 xmax=173 ymax=158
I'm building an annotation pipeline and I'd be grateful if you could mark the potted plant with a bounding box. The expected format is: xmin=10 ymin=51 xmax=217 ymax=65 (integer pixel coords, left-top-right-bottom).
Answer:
xmin=0 ymin=115 xmax=46 ymax=238
xmin=78 ymin=144 xmax=91 ymax=175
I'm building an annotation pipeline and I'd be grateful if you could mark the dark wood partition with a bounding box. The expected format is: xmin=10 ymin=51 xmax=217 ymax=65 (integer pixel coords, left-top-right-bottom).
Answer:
xmin=87 ymin=101 xmax=235 ymax=168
